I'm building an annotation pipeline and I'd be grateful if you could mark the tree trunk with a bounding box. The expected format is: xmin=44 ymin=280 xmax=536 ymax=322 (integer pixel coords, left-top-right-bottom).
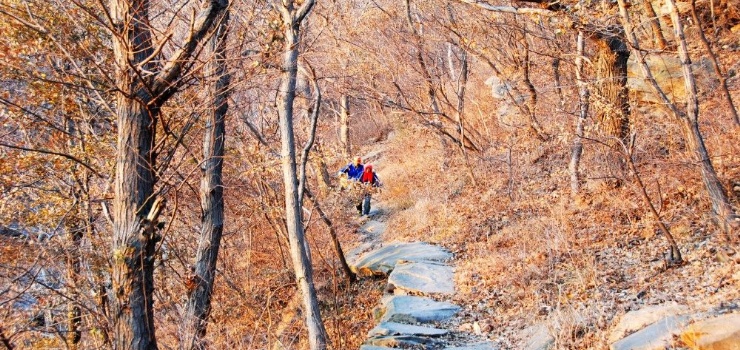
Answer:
xmin=667 ymin=0 xmax=737 ymax=240
xmin=276 ymin=1 xmax=328 ymax=348
xmin=643 ymin=0 xmax=669 ymax=49
xmin=181 ymin=10 xmax=230 ymax=350
xmin=111 ymin=92 xmax=160 ymax=350
xmin=522 ymin=31 xmax=548 ymax=141
xmin=339 ymin=95 xmax=351 ymax=157
xmin=109 ymin=0 xmax=226 ymax=347
xmin=305 ymin=188 xmax=356 ymax=284
xmin=570 ymin=31 xmax=590 ymax=194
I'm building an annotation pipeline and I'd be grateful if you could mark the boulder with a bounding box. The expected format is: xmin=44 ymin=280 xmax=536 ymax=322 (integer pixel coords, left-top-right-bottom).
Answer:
xmin=627 ymin=55 xmax=716 ymax=104
xmin=522 ymin=323 xmax=555 ymax=350
xmin=611 ymin=315 xmax=691 ymax=350
xmin=381 ymin=295 xmax=460 ymax=324
xmin=608 ymin=302 xmax=689 ymax=344
xmin=388 ymin=261 xmax=455 ymax=295
xmin=680 ymin=313 xmax=740 ymax=350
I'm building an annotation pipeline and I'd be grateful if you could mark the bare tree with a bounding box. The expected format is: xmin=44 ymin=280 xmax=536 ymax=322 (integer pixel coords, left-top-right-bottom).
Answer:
xmin=275 ymin=0 xmax=329 ymax=347
xmin=617 ymin=0 xmax=739 ymax=241
xmin=181 ymin=7 xmax=231 ymax=349
xmin=108 ymin=0 xmax=228 ymax=348
xmin=569 ymin=31 xmax=590 ymax=194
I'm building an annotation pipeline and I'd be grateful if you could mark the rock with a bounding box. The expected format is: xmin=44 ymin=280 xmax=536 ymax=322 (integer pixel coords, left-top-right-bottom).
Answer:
xmin=381 ymin=295 xmax=460 ymax=324
xmin=610 ymin=315 xmax=691 ymax=350
xmin=445 ymin=342 xmax=499 ymax=350
xmin=680 ymin=313 xmax=740 ymax=350
xmin=522 ymin=323 xmax=555 ymax=350
xmin=388 ymin=261 xmax=455 ymax=295
xmin=368 ymin=322 xmax=448 ymax=338
xmin=459 ymin=323 xmax=473 ymax=332
xmin=351 ymin=242 xmax=453 ymax=275
xmin=360 ymin=346 xmax=396 ymax=350
xmin=365 ymin=335 xmax=441 ymax=349
xmin=628 ymin=55 xmax=716 ymax=104
xmin=608 ymin=302 xmax=689 ymax=344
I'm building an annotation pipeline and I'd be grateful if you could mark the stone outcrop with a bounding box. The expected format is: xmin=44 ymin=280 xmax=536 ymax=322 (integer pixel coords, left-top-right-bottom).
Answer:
xmin=680 ymin=313 xmax=740 ymax=350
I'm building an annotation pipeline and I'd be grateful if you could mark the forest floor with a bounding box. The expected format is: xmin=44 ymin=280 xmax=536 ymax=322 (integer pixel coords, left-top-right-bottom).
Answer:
xmin=339 ymin=110 xmax=740 ymax=349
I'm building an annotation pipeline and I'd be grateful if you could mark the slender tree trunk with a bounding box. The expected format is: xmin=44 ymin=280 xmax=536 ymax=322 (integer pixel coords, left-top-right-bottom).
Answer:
xmin=570 ymin=31 xmax=590 ymax=194
xmin=276 ymin=1 xmax=328 ymax=348
xmin=522 ymin=33 xmax=548 ymax=141
xmin=181 ymin=10 xmax=230 ymax=350
xmin=689 ymin=0 xmax=739 ymax=126
xmin=643 ymin=0 xmax=669 ymax=49
xmin=621 ymin=136 xmax=683 ymax=263
xmin=304 ymin=188 xmax=356 ymax=284
xmin=667 ymin=0 xmax=737 ymax=240
xmin=618 ymin=0 xmax=738 ymax=241
xmin=552 ymin=58 xmax=564 ymax=108
xmin=339 ymin=95 xmax=351 ymax=157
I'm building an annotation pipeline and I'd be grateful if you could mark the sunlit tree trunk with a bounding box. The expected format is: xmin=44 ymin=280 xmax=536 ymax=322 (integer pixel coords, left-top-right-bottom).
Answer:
xmin=618 ymin=0 xmax=738 ymax=241
xmin=181 ymin=9 xmax=230 ymax=350
xmin=570 ymin=31 xmax=590 ymax=194
xmin=276 ymin=0 xmax=328 ymax=348
xmin=339 ymin=94 xmax=351 ymax=157
xmin=643 ymin=0 xmax=669 ymax=49
xmin=689 ymin=0 xmax=739 ymax=126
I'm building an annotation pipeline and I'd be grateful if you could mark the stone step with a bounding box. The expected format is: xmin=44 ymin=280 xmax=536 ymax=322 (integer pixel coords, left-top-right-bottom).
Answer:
xmin=364 ymin=334 xmax=442 ymax=349
xmin=351 ymin=242 xmax=453 ymax=276
xmin=380 ymin=295 xmax=460 ymax=324
xmin=368 ymin=321 xmax=449 ymax=338
xmin=388 ymin=261 xmax=455 ymax=295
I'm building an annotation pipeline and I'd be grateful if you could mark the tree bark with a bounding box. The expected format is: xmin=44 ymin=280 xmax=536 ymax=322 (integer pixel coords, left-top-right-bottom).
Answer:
xmin=181 ymin=9 xmax=230 ymax=350
xmin=339 ymin=95 xmax=351 ymax=157
xmin=109 ymin=0 xmax=227 ymax=348
xmin=570 ymin=31 xmax=590 ymax=194
xmin=643 ymin=0 xmax=669 ymax=49
xmin=276 ymin=0 xmax=328 ymax=348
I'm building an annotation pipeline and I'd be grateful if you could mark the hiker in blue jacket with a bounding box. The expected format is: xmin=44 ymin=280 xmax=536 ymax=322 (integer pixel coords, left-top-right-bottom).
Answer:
xmin=339 ymin=156 xmax=364 ymax=181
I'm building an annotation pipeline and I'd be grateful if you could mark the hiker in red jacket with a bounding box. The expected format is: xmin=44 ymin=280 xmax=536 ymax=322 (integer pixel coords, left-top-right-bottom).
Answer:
xmin=357 ymin=164 xmax=381 ymax=215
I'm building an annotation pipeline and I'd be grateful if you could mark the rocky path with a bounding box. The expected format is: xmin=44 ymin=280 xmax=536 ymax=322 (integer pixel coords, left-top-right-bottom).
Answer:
xmin=346 ymin=209 xmax=497 ymax=350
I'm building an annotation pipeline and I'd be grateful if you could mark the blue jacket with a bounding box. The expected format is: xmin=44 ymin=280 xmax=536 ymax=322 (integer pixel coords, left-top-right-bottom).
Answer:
xmin=340 ymin=163 xmax=364 ymax=180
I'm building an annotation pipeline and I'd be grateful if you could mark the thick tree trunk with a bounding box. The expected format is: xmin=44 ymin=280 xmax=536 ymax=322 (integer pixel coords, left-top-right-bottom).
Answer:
xmin=570 ymin=31 xmax=590 ymax=194
xmin=181 ymin=10 xmax=230 ymax=350
xmin=276 ymin=2 xmax=328 ymax=348
xmin=108 ymin=0 xmax=226 ymax=347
